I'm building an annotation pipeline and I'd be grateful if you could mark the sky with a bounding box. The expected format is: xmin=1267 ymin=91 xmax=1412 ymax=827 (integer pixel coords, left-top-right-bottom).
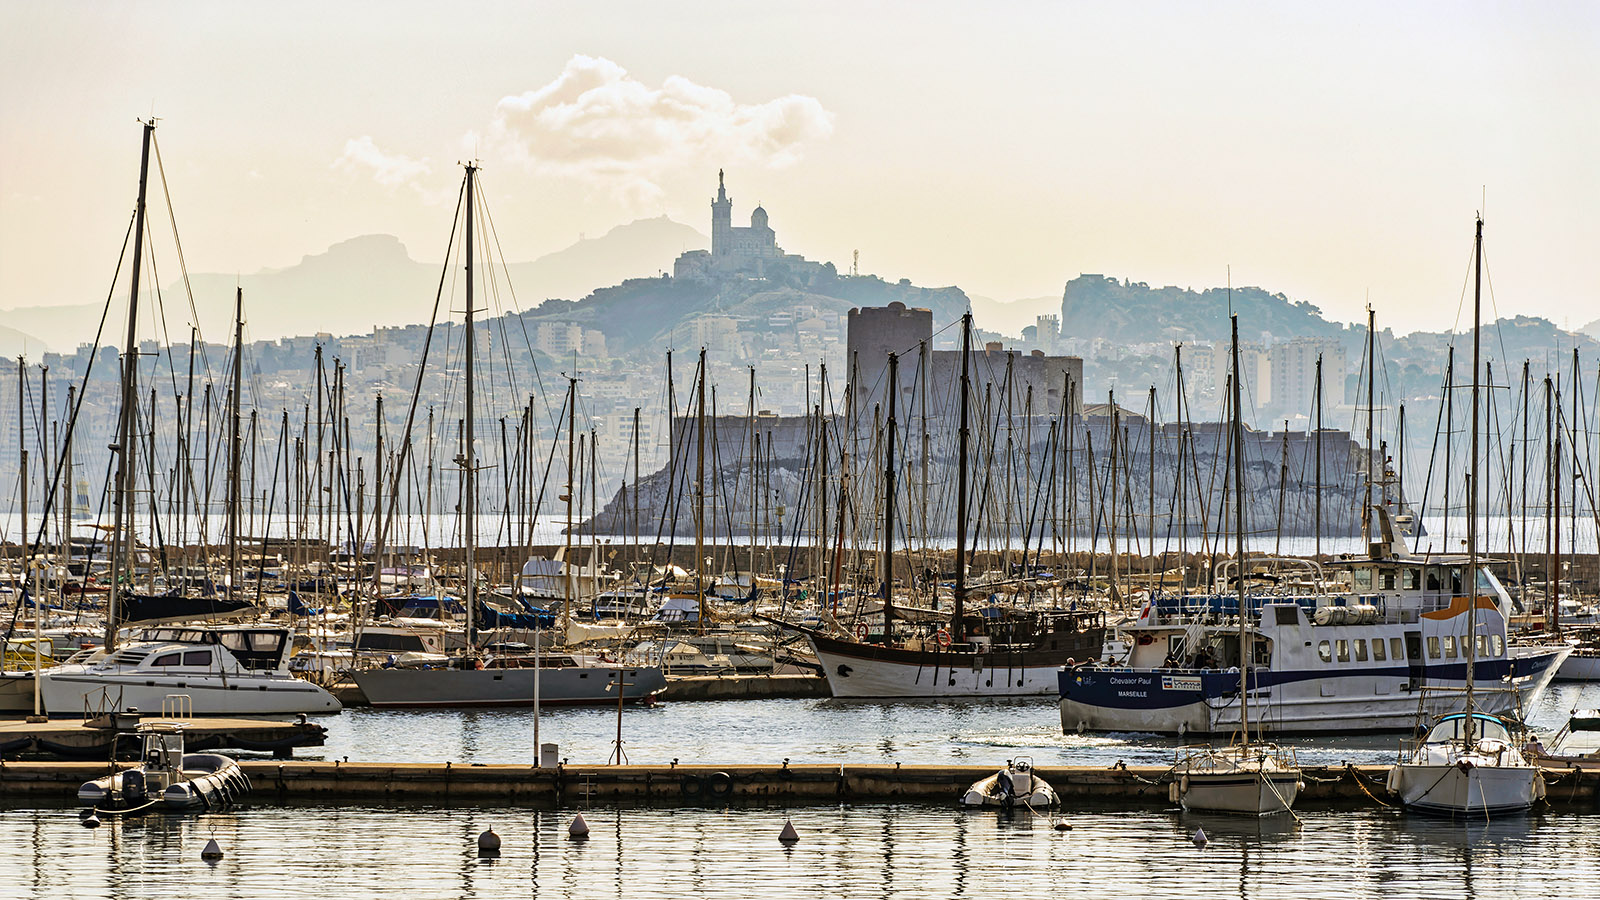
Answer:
xmin=2 ymin=1 xmax=1597 ymax=336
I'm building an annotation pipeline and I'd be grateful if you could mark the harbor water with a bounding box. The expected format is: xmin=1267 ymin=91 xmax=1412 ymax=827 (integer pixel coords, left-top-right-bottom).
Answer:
xmin=1 ymin=801 xmax=1595 ymax=899
xmin=309 ymin=683 xmax=1600 ymax=769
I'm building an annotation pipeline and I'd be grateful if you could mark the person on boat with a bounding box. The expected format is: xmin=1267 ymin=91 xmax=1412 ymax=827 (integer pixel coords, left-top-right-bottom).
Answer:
xmin=1525 ymin=736 xmax=1546 ymax=758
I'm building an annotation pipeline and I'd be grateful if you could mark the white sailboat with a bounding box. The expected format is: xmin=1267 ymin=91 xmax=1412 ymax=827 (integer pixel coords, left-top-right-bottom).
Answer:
xmin=1171 ymin=313 xmax=1301 ymax=816
xmin=1390 ymin=216 xmax=1543 ymax=818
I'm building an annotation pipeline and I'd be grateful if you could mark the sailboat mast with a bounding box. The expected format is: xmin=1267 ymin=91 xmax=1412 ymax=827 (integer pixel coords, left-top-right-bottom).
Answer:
xmin=1363 ymin=306 xmax=1376 ymax=547
xmin=1231 ymin=314 xmax=1249 ymax=751
xmin=1466 ymin=216 xmax=1483 ymax=737
xmin=696 ymin=348 xmax=707 ymax=625
xmin=882 ymin=352 xmax=898 ymax=635
xmin=106 ymin=121 xmax=154 ymax=649
xmin=227 ymin=288 xmax=244 ymax=598
xmin=954 ymin=313 xmax=972 ymax=640
xmin=463 ymin=163 xmax=478 ymax=649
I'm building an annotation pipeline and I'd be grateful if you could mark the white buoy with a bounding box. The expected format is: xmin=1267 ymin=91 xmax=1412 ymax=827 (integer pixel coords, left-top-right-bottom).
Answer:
xmin=1192 ymin=827 xmax=1207 ymax=848
xmin=478 ymin=828 xmax=501 ymax=856
xmin=1053 ymin=818 xmax=1072 ymax=831
xmin=779 ymin=819 xmax=799 ymax=844
xmin=81 ymin=813 xmax=101 ymax=829
xmin=201 ymin=838 xmax=224 ymax=860
xmin=568 ymin=813 xmax=590 ymax=839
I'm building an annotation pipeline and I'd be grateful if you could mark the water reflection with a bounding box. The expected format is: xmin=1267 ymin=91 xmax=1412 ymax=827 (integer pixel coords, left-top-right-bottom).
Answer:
xmin=0 ymin=802 xmax=1595 ymax=900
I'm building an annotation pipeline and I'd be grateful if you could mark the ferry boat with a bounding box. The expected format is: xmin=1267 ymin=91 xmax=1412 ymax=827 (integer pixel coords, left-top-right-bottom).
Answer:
xmin=1057 ymin=521 xmax=1571 ymax=735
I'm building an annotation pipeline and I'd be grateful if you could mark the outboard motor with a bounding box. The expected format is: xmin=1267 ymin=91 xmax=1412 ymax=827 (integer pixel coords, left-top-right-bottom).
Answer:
xmin=123 ymin=769 xmax=147 ymax=804
xmin=1010 ymin=761 xmax=1034 ymax=797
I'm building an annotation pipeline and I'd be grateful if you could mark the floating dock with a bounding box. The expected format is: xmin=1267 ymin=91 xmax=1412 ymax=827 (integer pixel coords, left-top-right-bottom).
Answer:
xmin=4 ymin=759 xmax=1596 ymax=808
xmin=329 ymin=673 xmax=829 ymax=707
xmin=0 ymin=716 xmax=327 ymax=760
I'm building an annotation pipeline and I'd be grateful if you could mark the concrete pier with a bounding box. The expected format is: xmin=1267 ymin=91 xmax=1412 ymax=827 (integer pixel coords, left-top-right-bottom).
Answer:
xmin=0 ymin=716 xmax=327 ymax=760
xmin=4 ymin=759 xmax=1597 ymax=809
xmin=329 ymin=673 xmax=829 ymax=707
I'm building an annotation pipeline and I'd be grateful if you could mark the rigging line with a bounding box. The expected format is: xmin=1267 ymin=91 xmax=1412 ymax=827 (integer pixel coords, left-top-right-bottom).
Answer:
xmin=150 ymin=132 xmax=214 ymax=384
xmin=3 ymin=210 xmax=136 ymax=648
xmin=373 ymin=177 xmax=467 ymax=568
xmin=477 ymin=185 xmax=559 ymax=429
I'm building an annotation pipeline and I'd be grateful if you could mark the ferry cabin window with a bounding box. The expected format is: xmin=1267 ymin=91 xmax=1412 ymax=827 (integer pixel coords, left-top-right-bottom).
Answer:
xmin=1450 ymin=569 xmax=1463 ymax=594
xmin=1318 ymin=641 xmax=1333 ymax=663
xmin=1428 ymin=636 xmax=1441 ymax=659
xmin=1381 ymin=571 xmax=1396 ymax=590
xmin=1426 ymin=570 xmax=1442 ymax=591
xmin=1337 ymin=639 xmax=1350 ymax=662
xmin=1372 ymin=638 xmax=1386 ymax=661
xmin=1492 ymin=634 xmax=1505 ymax=656
xmin=1477 ymin=635 xmax=1490 ymax=658
xmin=1444 ymin=636 xmax=1457 ymax=659
xmin=1353 ymin=569 xmax=1374 ymax=592
xmin=182 ymin=650 xmax=210 ymax=666
xmin=152 ymin=653 xmax=182 ymax=666
xmin=1403 ymin=569 xmax=1422 ymax=591
xmin=1355 ymin=639 xmax=1369 ymax=662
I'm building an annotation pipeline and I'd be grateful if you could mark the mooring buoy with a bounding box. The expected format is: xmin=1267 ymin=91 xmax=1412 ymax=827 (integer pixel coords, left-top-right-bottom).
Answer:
xmin=201 ymin=838 xmax=224 ymax=860
xmin=478 ymin=828 xmax=501 ymax=856
xmin=81 ymin=813 xmax=101 ymax=829
xmin=779 ymin=819 xmax=799 ymax=844
xmin=1192 ymin=827 xmax=1207 ymax=848
xmin=569 ymin=813 xmax=590 ymax=839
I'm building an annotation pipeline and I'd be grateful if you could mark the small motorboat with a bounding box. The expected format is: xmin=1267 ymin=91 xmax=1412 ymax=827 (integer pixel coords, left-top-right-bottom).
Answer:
xmin=78 ymin=722 xmax=251 ymax=813
xmin=961 ymin=757 xmax=1059 ymax=809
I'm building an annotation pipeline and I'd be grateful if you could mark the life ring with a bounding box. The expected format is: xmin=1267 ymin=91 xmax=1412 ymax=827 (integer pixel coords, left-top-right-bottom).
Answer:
xmin=1136 ymin=634 xmax=1155 ymax=646
xmin=706 ymin=771 xmax=734 ymax=796
xmin=680 ymin=774 xmax=704 ymax=796
xmin=936 ymin=629 xmax=952 ymax=648
xmin=856 ymin=623 xmax=869 ymax=641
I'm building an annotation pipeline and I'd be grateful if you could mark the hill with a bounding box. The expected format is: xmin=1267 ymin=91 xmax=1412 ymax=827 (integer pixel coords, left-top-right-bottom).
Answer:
xmin=1061 ymin=275 xmax=1346 ymax=345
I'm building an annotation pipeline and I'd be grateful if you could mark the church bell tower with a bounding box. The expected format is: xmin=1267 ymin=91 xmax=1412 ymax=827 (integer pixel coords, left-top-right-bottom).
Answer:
xmin=711 ymin=168 xmax=732 ymax=257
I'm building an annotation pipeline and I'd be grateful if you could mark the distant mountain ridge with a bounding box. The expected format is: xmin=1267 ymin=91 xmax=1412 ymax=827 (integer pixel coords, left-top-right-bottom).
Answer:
xmin=0 ymin=216 xmax=708 ymax=350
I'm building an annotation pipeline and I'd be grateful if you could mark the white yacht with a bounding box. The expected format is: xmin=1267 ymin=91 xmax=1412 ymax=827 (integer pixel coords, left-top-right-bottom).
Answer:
xmin=1388 ymin=712 xmax=1544 ymax=816
xmin=38 ymin=625 xmax=341 ymax=716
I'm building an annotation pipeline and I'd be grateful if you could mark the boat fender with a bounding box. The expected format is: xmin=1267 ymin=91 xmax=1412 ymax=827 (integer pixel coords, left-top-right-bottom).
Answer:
xmin=1384 ymin=766 xmax=1400 ymax=794
xmin=1179 ymin=775 xmax=1190 ymax=794
xmin=680 ymin=774 xmax=705 ymax=796
xmin=1534 ymin=774 xmax=1547 ymax=801
xmin=707 ymin=771 xmax=734 ymax=796
xmin=1168 ymin=782 xmax=1180 ymax=804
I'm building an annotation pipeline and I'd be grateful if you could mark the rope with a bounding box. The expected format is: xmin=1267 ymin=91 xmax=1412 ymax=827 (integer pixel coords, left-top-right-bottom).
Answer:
xmin=1346 ymin=764 xmax=1397 ymax=808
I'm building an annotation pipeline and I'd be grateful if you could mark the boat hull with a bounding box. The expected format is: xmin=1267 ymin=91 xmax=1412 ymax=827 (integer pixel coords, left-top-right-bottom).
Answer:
xmin=1059 ymin=645 xmax=1570 ymax=735
xmin=1178 ymin=770 xmax=1301 ymax=816
xmin=39 ymin=669 xmax=341 ymax=717
xmin=1554 ymin=650 xmax=1600 ymax=682
xmin=808 ymin=631 xmax=1103 ymax=699
xmin=1390 ymin=764 xmax=1541 ymax=817
xmin=351 ymin=665 xmax=667 ymax=708
xmin=78 ymin=753 xmax=251 ymax=810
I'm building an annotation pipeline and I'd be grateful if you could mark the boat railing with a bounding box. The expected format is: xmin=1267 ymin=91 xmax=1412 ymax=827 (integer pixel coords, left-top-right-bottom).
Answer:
xmin=161 ymin=694 xmax=193 ymax=720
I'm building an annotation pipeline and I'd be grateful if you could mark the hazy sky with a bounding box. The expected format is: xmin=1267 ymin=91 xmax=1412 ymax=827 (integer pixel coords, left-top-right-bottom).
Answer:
xmin=2 ymin=1 xmax=1597 ymax=335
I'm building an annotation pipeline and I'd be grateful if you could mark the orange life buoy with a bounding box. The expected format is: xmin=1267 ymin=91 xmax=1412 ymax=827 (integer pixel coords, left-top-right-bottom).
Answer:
xmin=936 ymin=629 xmax=952 ymax=648
xmin=856 ymin=623 xmax=870 ymax=641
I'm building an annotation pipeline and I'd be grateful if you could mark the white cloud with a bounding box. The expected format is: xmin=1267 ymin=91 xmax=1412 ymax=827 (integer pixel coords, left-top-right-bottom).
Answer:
xmin=483 ymin=55 xmax=834 ymax=206
xmin=334 ymin=136 xmax=432 ymax=188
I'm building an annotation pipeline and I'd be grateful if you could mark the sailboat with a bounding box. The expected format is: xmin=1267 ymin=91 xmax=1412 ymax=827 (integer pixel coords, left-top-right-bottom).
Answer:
xmin=348 ymin=164 xmax=664 ymax=709
xmin=790 ymin=313 xmax=1106 ymax=698
xmin=1389 ymin=216 xmax=1544 ymax=818
xmin=1170 ymin=314 xmax=1301 ymax=816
